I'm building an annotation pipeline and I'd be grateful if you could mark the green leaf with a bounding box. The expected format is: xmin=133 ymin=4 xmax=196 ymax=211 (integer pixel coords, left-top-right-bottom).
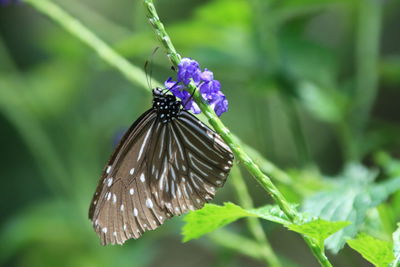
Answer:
xmin=287 ymin=219 xmax=350 ymax=248
xmin=182 ymin=202 xmax=293 ymax=242
xmin=182 ymin=201 xmax=347 ymax=247
xmin=302 ymin=164 xmax=400 ymax=253
xmin=182 ymin=202 xmax=255 ymax=242
xmin=347 ymin=233 xmax=394 ymax=267
xmin=392 ymin=223 xmax=400 ymax=267
xmin=249 ymin=205 xmax=292 ymax=225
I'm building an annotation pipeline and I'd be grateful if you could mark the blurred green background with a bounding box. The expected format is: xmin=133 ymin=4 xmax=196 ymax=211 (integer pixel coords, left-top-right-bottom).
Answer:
xmin=0 ymin=0 xmax=400 ymax=266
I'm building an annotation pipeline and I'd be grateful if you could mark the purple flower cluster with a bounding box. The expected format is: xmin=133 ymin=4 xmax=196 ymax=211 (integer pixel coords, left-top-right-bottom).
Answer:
xmin=164 ymin=58 xmax=228 ymax=116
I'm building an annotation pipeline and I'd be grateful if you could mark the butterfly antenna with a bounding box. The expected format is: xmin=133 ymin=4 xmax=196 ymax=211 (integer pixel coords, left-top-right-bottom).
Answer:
xmin=144 ymin=47 xmax=160 ymax=90
xmin=183 ymin=86 xmax=197 ymax=108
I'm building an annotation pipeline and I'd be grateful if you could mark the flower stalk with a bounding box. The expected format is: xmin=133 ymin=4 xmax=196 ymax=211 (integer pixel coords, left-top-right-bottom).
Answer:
xmin=143 ymin=0 xmax=332 ymax=266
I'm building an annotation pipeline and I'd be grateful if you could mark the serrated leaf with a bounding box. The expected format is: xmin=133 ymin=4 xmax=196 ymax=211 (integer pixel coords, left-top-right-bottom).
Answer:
xmin=182 ymin=203 xmax=256 ymax=242
xmin=347 ymin=233 xmax=394 ymax=267
xmin=182 ymin=202 xmax=292 ymax=242
xmin=287 ymin=219 xmax=350 ymax=248
xmin=302 ymin=164 xmax=400 ymax=253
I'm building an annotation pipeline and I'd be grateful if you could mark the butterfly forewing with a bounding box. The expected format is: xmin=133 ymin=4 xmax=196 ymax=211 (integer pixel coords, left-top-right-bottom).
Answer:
xmin=89 ymin=93 xmax=233 ymax=245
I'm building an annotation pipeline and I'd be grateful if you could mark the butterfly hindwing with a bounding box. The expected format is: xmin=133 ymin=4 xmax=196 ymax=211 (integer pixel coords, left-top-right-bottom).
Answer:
xmin=89 ymin=102 xmax=233 ymax=245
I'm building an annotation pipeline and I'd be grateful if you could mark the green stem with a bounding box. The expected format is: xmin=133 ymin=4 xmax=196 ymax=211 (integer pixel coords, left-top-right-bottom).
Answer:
xmin=143 ymin=0 xmax=332 ymax=266
xmin=231 ymin=166 xmax=282 ymax=267
xmin=143 ymin=0 xmax=295 ymax=220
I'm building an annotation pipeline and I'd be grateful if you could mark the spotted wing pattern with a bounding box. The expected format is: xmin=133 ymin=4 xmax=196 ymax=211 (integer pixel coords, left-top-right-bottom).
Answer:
xmin=89 ymin=110 xmax=233 ymax=245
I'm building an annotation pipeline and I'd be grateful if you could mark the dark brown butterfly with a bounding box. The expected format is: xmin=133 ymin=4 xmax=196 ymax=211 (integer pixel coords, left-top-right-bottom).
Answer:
xmin=89 ymin=88 xmax=234 ymax=245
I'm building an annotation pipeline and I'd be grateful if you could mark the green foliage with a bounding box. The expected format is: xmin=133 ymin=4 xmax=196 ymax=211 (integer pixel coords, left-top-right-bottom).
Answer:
xmin=287 ymin=219 xmax=350 ymax=248
xmin=347 ymin=233 xmax=394 ymax=267
xmin=182 ymin=203 xmax=256 ymax=242
xmin=248 ymin=205 xmax=291 ymax=225
xmin=303 ymin=165 xmax=400 ymax=253
xmin=392 ymin=224 xmax=400 ymax=267
xmin=183 ymin=202 xmax=348 ymax=251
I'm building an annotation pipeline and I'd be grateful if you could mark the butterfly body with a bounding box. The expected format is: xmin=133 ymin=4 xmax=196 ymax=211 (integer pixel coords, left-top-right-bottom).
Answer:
xmin=89 ymin=89 xmax=233 ymax=245
xmin=152 ymin=88 xmax=182 ymax=123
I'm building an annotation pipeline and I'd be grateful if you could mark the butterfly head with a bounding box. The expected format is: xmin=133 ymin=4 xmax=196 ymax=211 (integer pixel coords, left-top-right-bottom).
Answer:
xmin=152 ymin=88 xmax=182 ymax=123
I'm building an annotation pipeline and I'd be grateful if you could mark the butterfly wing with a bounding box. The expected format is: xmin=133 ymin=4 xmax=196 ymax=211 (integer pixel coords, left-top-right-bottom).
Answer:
xmin=148 ymin=111 xmax=233 ymax=216
xmin=89 ymin=109 xmax=160 ymax=245
xmin=89 ymin=109 xmax=233 ymax=245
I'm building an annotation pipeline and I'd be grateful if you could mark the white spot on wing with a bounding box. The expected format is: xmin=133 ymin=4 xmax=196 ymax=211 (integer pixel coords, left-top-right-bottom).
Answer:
xmin=146 ymin=198 xmax=153 ymax=209
xmin=107 ymin=177 xmax=113 ymax=187
xmin=140 ymin=173 xmax=145 ymax=183
xmin=106 ymin=165 xmax=112 ymax=174
xmin=113 ymin=231 xmax=117 ymax=237
xmin=102 ymin=227 xmax=108 ymax=233
xmin=129 ymin=188 xmax=134 ymax=195
xmin=123 ymin=224 xmax=127 ymax=231
xmin=129 ymin=168 xmax=135 ymax=175
xmin=120 ymin=204 xmax=124 ymax=211
xmin=133 ymin=208 xmax=138 ymax=216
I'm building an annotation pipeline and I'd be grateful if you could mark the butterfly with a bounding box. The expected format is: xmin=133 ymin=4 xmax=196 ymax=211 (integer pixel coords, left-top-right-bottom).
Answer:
xmin=89 ymin=87 xmax=234 ymax=245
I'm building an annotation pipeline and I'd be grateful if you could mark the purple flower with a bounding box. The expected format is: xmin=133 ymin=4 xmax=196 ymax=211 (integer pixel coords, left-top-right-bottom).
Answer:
xmin=182 ymin=96 xmax=201 ymax=114
xmin=209 ymin=91 xmax=228 ymax=116
xmin=166 ymin=57 xmax=228 ymax=117
xmin=200 ymin=69 xmax=214 ymax=82
xmin=177 ymin=58 xmax=202 ymax=85
xmin=200 ymin=79 xmax=221 ymax=98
